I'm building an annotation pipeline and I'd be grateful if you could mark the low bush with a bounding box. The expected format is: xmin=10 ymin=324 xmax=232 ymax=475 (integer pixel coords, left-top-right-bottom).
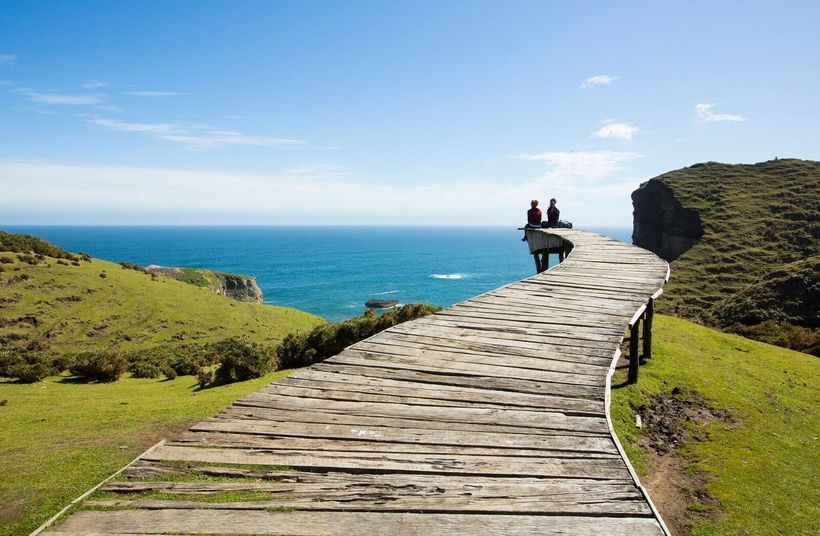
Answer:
xmin=0 ymin=350 xmax=56 ymax=383
xmin=197 ymin=367 xmax=214 ymax=387
xmin=0 ymin=256 xmax=13 ymax=264
xmin=70 ymin=351 xmax=127 ymax=382
xmin=277 ymin=303 xmax=439 ymax=368
xmin=0 ymin=231 xmax=77 ymax=260
xmin=211 ymin=338 xmax=278 ymax=385
xmin=120 ymin=262 xmax=149 ymax=274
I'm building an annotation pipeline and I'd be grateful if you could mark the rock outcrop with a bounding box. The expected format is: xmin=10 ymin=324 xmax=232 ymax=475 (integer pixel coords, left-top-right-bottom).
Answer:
xmin=631 ymin=179 xmax=703 ymax=262
xmin=219 ymin=273 xmax=264 ymax=304
xmin=365 ymin=299 xmax=398 ymax=309
xmin=145 ymin=265 xmax=263 ymax=304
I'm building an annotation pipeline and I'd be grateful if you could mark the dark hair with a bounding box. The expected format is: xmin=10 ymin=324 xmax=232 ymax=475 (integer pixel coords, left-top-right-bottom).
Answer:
xmin=550 ymin=198 xmax=557 ymax=204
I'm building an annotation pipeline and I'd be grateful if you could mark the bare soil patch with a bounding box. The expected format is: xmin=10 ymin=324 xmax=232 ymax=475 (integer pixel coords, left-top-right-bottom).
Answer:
xmin=634 ymin=386 xmax=736 ymax=535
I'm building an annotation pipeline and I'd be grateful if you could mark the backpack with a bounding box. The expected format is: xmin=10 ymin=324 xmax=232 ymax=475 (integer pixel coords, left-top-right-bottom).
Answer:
xmin=557 ymin=220 xmax=573 ymax=229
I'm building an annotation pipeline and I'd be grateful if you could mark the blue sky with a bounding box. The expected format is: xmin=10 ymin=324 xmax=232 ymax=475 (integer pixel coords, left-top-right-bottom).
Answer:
xmin=1 ymin=0 xmax=818 ymax=225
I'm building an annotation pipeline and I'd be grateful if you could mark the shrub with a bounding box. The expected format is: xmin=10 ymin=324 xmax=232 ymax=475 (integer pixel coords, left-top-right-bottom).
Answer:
xmin=52 ymin=354 xmax=75 ymax=372
xmin=211 ymin=338 xmax=277 ymax=385
xmin=277 ymin=303 xmax=439 ymax=369
xmin=0 ymin=350 xmax=56 ymax=383
xmin=197 ymin=367 xmax=213 ymax=387
xmin=70 ymin=351 xmax=127 ymax=382
xmin=99 ymin=272 xmax=107 ymax=279
xmin=0 ymin=256 xmax=12 ymax=264
xmin=120 ymin=262 xmax=149 ymax=274
xmin=0 ymin=231 xmax=77 ymax=260
xmin=128 ymin=358 xmax=165 ymax=379
xmin=56 ymin=259 xmax=69 ymax=266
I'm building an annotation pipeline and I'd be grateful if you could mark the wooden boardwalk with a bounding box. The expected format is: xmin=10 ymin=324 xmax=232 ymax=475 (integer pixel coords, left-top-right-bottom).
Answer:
xmin=43 ymin=229 xmax=670 ymax=535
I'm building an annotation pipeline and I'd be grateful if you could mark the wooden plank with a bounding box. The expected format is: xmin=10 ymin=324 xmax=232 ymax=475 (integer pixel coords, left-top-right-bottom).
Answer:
xmin=346 ymin=341 xmax=606 ymax=377
xmin=329 ymin=350 xmax=606 ymax=387
xmin=279 ymin=371 xmax=604 ymax=413
xmin=144 ymin=445 xmax=630 ymax=479
xmin=310 ymin=362 xmax=605 ymax=400
xmin=169 ymin=431 xmax=622 ymax=458
xmin=371 ymin=330 xmax=616 ymax=362
xmin=217 ymin=404 xmax=609 ymax=436
xmin=190 ymin=419 xmax=615 ymax=452
xmin=46 ymin=510 xmax=664 ymax=535
xmin=84 ymin=497 xmax=652 ymax=515
xmin=234 ymin=392 xmax=607 ymax=430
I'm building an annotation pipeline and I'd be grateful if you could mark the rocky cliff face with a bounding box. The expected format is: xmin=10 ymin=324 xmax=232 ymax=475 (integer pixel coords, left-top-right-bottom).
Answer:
xmin=218 ymin=273 xmax=264 ymax=304
xmin=145 ymin=265 xmax=263 ymax=304
xmin=631 ymin=179 xmax=704 ymax=261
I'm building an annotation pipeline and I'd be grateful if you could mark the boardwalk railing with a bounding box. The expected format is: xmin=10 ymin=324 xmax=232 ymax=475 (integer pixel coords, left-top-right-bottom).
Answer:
xmin=42 ymin=228 xmax=671 ymax=536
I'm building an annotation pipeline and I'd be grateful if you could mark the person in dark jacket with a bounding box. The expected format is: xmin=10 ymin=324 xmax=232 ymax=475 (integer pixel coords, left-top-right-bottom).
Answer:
xmin=521 ymin=200 xmax=542 ymax=241
xmin=546 ymin=198 xmax=559 ymax=228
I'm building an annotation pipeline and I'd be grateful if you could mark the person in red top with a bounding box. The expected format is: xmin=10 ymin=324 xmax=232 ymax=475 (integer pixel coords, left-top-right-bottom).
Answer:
xmin=527 ymin=199 xmax=542 ymax=225
xmin=522 ymin=200 xmax=542 ymax=241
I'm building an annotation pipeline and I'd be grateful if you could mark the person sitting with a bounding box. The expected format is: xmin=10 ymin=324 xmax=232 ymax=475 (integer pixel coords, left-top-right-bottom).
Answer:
xmin=546 ymin=198 xmax=559 ymax=228
xmin=521 ymin=200 xmax=542 ymax=241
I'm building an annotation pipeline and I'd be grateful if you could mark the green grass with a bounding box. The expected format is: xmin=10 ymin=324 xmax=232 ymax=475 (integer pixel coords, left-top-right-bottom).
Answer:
xmin=612 ymin=315 xmax=820 ymax=535
xmin=0 ymin=253 xmax=323 ymax=354
xmin=649 ymin=159 xmax=819 ymax=339
xmin=0 ymin=368 xmax=295 ymax=536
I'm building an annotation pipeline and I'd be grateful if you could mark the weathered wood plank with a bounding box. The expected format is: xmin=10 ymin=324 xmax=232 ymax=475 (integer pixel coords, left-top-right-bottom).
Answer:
xmin=46 ymin=510 xmax=665 ymax=535
xmin=144 ymin=445 xmax=630 ymax=479
xmin=169 ymin=431 xmax=621 ymax=458
xmin=189 ymin=419 xmax=616 ymax=451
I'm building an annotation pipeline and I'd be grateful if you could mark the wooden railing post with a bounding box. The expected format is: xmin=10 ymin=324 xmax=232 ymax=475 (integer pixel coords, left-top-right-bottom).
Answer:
xmin=541 ymin=251 xmax=549 ymax=272
xmin=643 ymin=298 xmax=654 ymax=360
xmin=533 ymin=253 xmax=542 ymax=273
xmin=628 ymin=318 xmax=640 ymax=384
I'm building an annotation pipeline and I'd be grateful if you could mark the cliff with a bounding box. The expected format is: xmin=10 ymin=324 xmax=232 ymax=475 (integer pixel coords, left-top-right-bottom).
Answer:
xmin=145 ymin=265 xmax=264 ymax=304
xmin=632 ymin=180 xmax=703 ymax=261
xmin=631 ymin=159 xmax=820 ymax=354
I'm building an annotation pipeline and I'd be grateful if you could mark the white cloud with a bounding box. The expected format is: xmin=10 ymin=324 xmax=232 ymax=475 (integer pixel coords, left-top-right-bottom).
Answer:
xmin=81 ymin=80 xmax=109 ymax=89
xmin=694 ymin=103 xmax=746 ymax=122
xmin=580 ymin=75 xmax=616 ymax=89
xmin=512 ymin=150 xmax=640 ymax=180
xmin=592 ymin=120 xmax=640 ymax=140
xmin=0 ymin=155 xmax=642 ymax=225
xmin=25 ymin=92 xmax=99 ymax=105
xmin=0 ymin=53 xmax=16 ymax=66
xmin=86 ymin=117 xmax=305 ymax=149
xmin=125 ymin=91 xmax=188 ymax=97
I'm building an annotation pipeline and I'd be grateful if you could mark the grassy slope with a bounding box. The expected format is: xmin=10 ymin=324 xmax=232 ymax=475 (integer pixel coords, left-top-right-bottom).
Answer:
xmin=652 ymin=159 xmax=819 ymax=321
xmin=612 ymin=315 xmax=819 ymax=535
xmin=0 ymin=369 xmax=294 ymax=536
xmin=0 ymin=254 xmax=322 ymax=354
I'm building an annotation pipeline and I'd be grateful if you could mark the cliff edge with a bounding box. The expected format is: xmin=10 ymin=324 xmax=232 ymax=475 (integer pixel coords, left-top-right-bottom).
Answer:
xmin=146 ymin=265 xmax=264 ymax=304
xmin=631 ymin=158 xmax=819 ymax=354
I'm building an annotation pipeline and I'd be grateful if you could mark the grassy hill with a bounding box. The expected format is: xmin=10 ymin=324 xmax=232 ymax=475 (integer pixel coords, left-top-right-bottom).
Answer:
xmin=634 ymin=159 xmax=819 ymax=353
xmin=612 ymin=315 xmax=819 ymax=536
xmin=0 ymin=235 xmax=322 ymax=357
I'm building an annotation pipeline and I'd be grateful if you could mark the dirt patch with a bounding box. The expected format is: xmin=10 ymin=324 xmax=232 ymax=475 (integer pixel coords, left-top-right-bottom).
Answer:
xmin=634 ymin=388 xmax=735 ymax=535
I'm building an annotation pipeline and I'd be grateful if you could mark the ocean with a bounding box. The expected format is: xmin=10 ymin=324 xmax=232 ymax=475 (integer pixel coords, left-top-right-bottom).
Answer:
xmin=4 ymin=226 xmax=632 ymax=321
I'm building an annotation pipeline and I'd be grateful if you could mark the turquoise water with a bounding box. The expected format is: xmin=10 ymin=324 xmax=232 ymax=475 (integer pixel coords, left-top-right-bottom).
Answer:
xmin=3 ymin=226 xmax=631 ymax=321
